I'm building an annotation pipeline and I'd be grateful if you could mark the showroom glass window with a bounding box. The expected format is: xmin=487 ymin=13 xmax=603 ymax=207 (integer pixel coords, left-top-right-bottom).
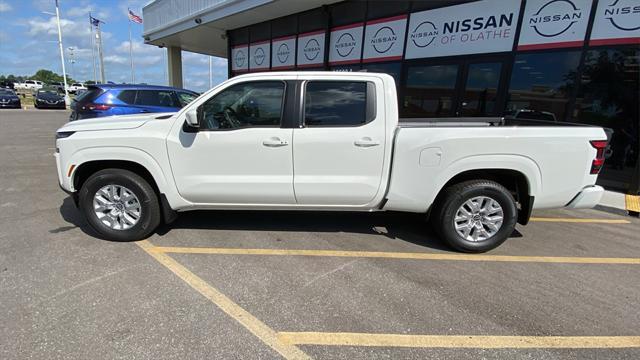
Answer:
xmin=362 ymin=62 xmax=402 ymax=87
xmin=402 ymin=64 xmax=459 ymax=118
xmin=574 ymin=48 xmax=639 ymax=192
xmin=199 ymin=81 xmax=285 ymax=130
xmin=304 ymin=81 xmax=367 ymax=126
xmin=506 ymin=51 xmax=581 ymax=122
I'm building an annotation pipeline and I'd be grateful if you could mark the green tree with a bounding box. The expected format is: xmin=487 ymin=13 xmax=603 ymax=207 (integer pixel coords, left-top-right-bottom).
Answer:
xmin=30 ymin=69 xmax=74 ymax=84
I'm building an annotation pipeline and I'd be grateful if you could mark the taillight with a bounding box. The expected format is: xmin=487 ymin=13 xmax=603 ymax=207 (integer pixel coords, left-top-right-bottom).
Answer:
xmin=589 ymin=140 xmax=607 ymax=175
xmin=83 ymin=103 xmax=111 ymax=111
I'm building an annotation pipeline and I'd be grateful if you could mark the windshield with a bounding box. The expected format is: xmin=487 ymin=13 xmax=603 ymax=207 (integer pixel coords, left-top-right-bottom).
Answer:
xmin=38 ymin=89 xmax=58 ymax=95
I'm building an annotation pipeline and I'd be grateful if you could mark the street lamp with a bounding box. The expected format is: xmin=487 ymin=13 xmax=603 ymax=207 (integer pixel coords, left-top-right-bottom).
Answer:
xmin=43 ymin=3 xmax=70 ymax=106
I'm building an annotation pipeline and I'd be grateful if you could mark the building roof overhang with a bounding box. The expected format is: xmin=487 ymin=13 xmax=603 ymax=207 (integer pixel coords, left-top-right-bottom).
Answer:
xmin=142 ymin=0 xmax=341 ymax=58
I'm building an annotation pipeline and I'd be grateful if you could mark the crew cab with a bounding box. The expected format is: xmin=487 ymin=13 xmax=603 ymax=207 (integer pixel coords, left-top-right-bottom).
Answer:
xmin=14 ymin=80 xmax=44 ymax=91
xmin=55 ymin=72 xmax=607 ymax=252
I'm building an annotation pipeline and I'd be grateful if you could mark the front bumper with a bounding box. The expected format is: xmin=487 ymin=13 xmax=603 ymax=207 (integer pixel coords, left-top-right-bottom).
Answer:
xmin=566 ymin=185 xmax=604 ymax=209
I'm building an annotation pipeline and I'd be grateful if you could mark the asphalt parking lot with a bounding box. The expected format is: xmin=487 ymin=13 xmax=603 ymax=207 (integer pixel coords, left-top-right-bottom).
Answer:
xmin=1 ymin=109 xmax=639 ymax=359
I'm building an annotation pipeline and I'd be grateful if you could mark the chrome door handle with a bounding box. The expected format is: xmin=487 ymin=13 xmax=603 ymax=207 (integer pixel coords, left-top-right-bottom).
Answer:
xmin=262 ymin=137 xmax=289 ymax=147
xmin=354 ymin=137 xmax=380 ymax=147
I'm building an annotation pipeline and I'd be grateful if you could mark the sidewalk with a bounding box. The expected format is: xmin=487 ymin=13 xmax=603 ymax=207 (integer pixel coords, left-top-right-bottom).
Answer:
xmin=599 ymin=190 xmax=640 ymax=216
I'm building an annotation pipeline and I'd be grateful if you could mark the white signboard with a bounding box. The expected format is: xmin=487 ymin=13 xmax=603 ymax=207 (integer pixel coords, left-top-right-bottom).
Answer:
xmin=363 ymin=15 xmax=407 ymax=63
xmin=249 ymin=41 xmax=270 ymax=70
xmin=405 ymin=0 xmax=521 ymax=59
xmin=271 ymin=35 xmax=296 ymax=70
xmin=297 ymin=30 xmax=326 ymax=68
xmin=329 ymin=23 xmax=364 ymax=65
xmin=518 ymin=0 xmax=592 ymax=50
xmin=590 ymin=0 xmax=640 ymax=46
xmin=231 ymin=45 xmax=248 ymax=72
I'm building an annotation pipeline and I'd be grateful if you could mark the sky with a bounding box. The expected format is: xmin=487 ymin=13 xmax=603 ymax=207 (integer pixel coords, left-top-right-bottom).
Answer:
xmin=0 ymin=0 xmax=228 ymax=92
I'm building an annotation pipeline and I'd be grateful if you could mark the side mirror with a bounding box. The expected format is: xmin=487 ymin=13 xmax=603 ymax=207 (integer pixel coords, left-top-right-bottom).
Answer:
xmin=185 ymin=107 xmax=199 ymax=128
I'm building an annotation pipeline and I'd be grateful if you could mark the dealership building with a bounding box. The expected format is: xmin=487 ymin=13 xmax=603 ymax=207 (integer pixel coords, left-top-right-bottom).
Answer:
xmin=142 ymin=0 xmax=639 ymax=193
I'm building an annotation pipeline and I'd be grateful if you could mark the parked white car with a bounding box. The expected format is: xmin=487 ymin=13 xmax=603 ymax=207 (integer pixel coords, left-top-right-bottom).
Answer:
xmin=55 ymin=72 xmax=607 ymax=252
xmin=14 ymin=80 xmax=44 ymax=91
xmin=67 ymin=83 xmax=87 ymax=94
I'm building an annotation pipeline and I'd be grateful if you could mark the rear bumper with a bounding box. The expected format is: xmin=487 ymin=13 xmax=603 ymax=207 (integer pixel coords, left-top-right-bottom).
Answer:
xmin=566 ymin=185 xmax=604 ymax=209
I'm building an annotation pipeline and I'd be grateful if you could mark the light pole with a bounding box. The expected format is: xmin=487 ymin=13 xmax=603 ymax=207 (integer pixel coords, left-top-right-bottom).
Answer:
xmin=209 ymin=56 xmax=212 ymax=89
xmin=44 ymin=2 xmax=70 ymax=105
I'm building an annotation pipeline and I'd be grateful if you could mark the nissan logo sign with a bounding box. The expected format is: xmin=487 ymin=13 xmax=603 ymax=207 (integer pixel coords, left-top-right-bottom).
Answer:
xmin=303 ymin=38 xmax=321 ymax=61
xmin=253 ymin=47 xmax=265 ymax=65
xmin=371 ymin=26 xmax=397 ymax=54
xmin=529 ymin=0 xmax=582 ymax=37
xmin=411 ymin=21 xmax=438 ymax=48
xmin=334 ymin=33 xmax=357 ymax=57
xmin=604 ymin=0 xmax=640 ymax=31
xmin=277 ymin=43 xmax=290 ymax=63
xmin=234 ymin=49 xmax=246 ymax=67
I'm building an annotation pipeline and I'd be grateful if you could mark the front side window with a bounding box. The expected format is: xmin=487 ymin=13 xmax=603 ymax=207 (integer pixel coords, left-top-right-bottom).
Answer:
xmin=304 ymin=81 xmax=367 ymax=126
xmin=199 ymin=81 xmax=285 ymax=130
xmin=135 ymin=90 xmax=177 ymax=107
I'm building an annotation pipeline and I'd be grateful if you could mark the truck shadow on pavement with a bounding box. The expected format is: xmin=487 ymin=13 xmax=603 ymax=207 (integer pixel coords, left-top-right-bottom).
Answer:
xmin=59 ymin=197 xmax=465 ymax=251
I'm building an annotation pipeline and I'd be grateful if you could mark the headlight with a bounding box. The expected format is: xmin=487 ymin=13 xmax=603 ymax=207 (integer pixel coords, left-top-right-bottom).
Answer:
xmin=56 ymin=131 xmax=75 ymax=139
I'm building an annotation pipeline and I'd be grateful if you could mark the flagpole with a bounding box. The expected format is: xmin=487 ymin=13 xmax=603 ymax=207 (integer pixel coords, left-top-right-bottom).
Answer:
xmin=127 ymin=8 xmax=135 ymax=84
xmin=55 ymin=0 xmax=70 ymax=105
xmin=89 ymin=13 xmax=97 ymax=83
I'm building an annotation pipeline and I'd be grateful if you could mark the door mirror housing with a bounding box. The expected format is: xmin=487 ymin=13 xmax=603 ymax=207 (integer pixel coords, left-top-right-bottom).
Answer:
xmin=185 ymin=107 xmax=199 ymax=128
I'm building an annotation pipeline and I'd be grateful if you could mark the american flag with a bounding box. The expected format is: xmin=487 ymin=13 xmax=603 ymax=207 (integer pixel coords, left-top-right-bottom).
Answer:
xmin=128 ymin=9 xmax=143 ymax=24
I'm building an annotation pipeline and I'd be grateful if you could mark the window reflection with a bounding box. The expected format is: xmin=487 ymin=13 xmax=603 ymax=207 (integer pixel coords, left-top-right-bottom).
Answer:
xmin=460 ymin=62 xmax=502 ymax=117
xmin=305 ymin=81 xmax=366 ymax=126
xmin=575 ymin=48 xmax=639 ymax=192
xmin=506 ymin=51 xmax=581 ymax=122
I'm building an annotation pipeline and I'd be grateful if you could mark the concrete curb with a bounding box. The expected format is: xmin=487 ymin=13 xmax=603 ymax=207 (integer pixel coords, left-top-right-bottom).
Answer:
xmin=598 ymin=190 xmax=639 ymax=217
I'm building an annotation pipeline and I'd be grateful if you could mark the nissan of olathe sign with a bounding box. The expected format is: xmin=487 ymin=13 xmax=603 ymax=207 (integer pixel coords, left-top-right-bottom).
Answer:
xmin=405 ymin=0 xmax=521 ymax=59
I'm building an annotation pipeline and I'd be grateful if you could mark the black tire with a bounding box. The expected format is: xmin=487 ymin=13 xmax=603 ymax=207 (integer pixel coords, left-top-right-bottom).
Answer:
xmin=431 ymin=180 xmax=517 ymax=253
xmin=79 ymin=168 xmax=161 ymax=241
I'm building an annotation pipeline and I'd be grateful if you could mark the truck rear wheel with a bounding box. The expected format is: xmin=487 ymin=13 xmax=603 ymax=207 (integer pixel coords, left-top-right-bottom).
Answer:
xmin=78 ymin=169 xmax=161 ymax=242
xmin=431 ymin=180 xmax=517 ymax=253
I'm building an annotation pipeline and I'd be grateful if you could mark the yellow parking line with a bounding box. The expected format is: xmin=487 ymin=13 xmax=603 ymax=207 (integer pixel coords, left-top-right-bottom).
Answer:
xmin=278 ymin=332 xmax=640 ymax=349
xmin=136 ymin=240 xmax=311 ymax=360
xmin=530 ymin=217 xmax=630 ymax=224
xmin=150 ymin=246 xmax=640 ymax=265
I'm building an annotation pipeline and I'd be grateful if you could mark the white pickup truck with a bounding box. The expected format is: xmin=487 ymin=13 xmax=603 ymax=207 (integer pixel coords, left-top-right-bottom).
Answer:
xmin=14 ymin=80 xmax=44 ymax=91
xmin=55 ymin=72 xmax=607 ymax=252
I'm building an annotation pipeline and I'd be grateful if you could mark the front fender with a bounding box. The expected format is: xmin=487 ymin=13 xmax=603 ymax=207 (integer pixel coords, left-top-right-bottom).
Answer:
xmin=67 ymin=147 xmax=169 ymax=194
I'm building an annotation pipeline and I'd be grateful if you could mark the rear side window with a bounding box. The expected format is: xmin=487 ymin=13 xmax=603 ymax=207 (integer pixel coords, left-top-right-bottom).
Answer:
xmin=135 ymin=90 xmax=177 ymax=107
xmin=176 ymin=91 xmax=197 ymax=107
xmin=304 ymin=81 xmax=370 ymax=126
xmin=75 ymin=87 xmax=103 ymax=103
xmin=117 ymin=90 xmax=137 ymax=104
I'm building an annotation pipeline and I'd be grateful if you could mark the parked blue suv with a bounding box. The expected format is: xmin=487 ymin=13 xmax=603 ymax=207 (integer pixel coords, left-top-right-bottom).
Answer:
xmin=69 ymin=84 xmax=198 ymax=121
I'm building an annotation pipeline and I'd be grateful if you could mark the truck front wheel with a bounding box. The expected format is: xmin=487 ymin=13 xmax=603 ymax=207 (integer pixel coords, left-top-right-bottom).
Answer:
xmin=432 ymin=180 xmax=517 ymax=253
xmin=78 ymin=169 xmax=161 ymax=241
